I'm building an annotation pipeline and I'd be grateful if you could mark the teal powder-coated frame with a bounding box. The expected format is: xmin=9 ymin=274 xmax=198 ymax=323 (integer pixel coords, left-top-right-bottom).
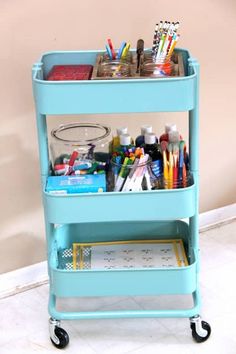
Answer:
xmin=32 ymin=48 xmax=201 ymax=322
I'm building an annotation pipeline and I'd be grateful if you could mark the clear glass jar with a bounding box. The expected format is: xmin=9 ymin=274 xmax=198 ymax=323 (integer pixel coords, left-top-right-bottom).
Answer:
xmin=50 ymin=123 xmax=111 ymax=175
xmin=161 ymin=172 xmax=193 ymax=190
xmin=107 ymin=157 xmax=158 ymax=192
xmin=140 ymin=52 xmax=174 ymax=78
xmin=98 ymin=60 xmax=130 ymax=78
xmin=102 ymin=52 xmax=133 ymax=63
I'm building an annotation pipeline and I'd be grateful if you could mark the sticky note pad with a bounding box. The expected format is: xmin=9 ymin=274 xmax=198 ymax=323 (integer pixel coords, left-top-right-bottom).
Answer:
xmin=46 ymin=175 xmax=106 ymax=194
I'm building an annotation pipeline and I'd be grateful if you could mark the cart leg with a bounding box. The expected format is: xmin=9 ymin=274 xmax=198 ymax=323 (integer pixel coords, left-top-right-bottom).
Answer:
xmin=49 ymin=317 xmax=69 ymax=349
xmin=190 ymin=315 xmax=211 ymax=343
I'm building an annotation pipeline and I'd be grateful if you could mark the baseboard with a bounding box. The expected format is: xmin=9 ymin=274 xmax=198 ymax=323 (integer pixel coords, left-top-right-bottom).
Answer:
xmin=0 ymin=261 xmax=48 ymax=299
xmin=0 ymin=203 xmax=235 ymax=299
xmin=199 ymin=203 xmax=236 ymax=232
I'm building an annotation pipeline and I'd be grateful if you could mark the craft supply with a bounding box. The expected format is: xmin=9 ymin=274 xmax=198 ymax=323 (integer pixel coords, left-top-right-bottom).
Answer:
xmin=160 ymin=140 xmax=169 ymax=188
xmin=178 ymin=140 xmax=185 ymax=183
xmin=114 ymin=156 xmax=133 ymax=192
xmin=46 ymin=174 xmax=106 ymax=194
xmin=110 ymin=144 xmax=153 ymax=192
xmin=50 ymin=123 xmax=111 ymax=173
xmin=135 ymin=125 xmax=153 ymax=147
xmin=107 ymin=39 xmax=116 ymax=59
xmin=150 ymin=20 xmax=180 ymax=64
xmin=173 ymin=143 xmax=179 ymax=188
xmin=143 ymin=133 xmax=163 ymax=178
xmin=160 ymin=123 xmax=177 ymax=142
xmin=115 ymin=133 xmax=135 ymax=152
xmin=111 ymin=127 xmax=128 ymax=152
xmin=71 ymin=239 xmax=188 ymax=270
xmin=168 ymin=130 xmax=180 ymax=144
xmin=117 ymin=42 xmax=127 ymax=59
xmin=121 ymin=43 xmax=130 ymax=59
xmin=47 ymin=65 xmax=93 ymax=81
xmin=136 ymin=39 xmax=144 ymax=73
xmin=105 ymin=45 xmax=113 ymax=60
xmin=167 ymin=143 xmax=174 ymax=189
xmin=65 ymin=150 xmax=79 ymax=175
xmin=130 ymin=155 xmax=149 ymax=191
xmin=121 ymin=158 xmax=140 ymax=191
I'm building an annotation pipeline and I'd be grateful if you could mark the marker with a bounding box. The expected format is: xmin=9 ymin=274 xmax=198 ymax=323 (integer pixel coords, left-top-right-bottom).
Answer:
xmin=117 ymin=42 xmax=126 ymax=59
xmin=105 ymin=44 xmax=113 ymax=60
xmin=107 ymin=38 xmax=116 ymax=59
xmin=121 ymin=43 xmax=130 ymax=59
xmin=65 ymin=150 xmax=79 ymax=175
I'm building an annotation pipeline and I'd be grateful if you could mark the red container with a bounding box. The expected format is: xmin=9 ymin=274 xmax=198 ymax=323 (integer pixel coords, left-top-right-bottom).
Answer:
xmin=47 ymin=65 xmax=93 ymax=81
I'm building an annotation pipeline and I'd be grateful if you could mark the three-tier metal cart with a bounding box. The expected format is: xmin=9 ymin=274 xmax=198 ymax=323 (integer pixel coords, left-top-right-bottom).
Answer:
xmin=32 ymin=48 xmax=211 ymax=349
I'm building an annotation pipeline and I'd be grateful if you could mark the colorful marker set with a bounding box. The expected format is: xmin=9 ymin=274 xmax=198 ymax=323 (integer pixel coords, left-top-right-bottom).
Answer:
xmin=151 ymin=21 xmax=180 ymax=63
xmin=105 ymin=39 xmax=131 ymax=60
xmin=53 ymin=151 xmax=106 ymax=176
xmin=111 ymin=147 xmax=153 ymax=192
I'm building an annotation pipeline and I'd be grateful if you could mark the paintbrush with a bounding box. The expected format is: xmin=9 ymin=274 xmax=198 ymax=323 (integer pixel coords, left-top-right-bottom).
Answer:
xmin=167 ymin=143 xmax=174 ymax=189
xmin=160 ymin=140 xmax=169 ymax=189
xmin=172 ymin=143 xmax=179 ymax=188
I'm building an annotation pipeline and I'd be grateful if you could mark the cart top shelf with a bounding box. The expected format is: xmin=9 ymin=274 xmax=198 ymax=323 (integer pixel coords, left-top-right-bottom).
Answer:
xmin=32 ymin=48 xmax=199 ymax=115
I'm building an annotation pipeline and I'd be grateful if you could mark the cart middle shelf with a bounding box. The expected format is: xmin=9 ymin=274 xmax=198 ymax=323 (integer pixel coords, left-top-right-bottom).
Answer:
xmin=43 ymin=173 xmax=196 ymax=224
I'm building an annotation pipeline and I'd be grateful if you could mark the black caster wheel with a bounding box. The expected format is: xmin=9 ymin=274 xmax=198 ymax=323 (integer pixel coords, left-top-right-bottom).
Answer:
xmin=191 ymin=320 xmax=211 ymax=343
xmin=50 ymin=326 xmax=69 ymax=349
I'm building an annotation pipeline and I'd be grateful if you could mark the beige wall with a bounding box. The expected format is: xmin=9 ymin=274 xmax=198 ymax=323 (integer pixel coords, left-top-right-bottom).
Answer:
xmin=1 ymin=0 xmax=236 ymax=273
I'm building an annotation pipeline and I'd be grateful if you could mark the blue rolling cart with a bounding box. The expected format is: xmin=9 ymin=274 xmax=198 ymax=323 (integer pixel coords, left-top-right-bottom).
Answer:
xmin=32 ymin=48 xmax=211 ymax=348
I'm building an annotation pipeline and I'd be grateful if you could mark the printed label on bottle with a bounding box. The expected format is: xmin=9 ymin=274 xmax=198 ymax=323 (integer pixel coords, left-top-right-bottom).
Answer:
xmin=151 ymin=160 xmax=162 ymax=177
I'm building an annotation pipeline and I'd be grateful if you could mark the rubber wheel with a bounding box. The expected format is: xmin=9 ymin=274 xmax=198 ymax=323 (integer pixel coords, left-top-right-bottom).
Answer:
xmin=50 ymin=326 xmax=69 ymax=349
xmin=191 ymin=321 xmax=211 ymax=343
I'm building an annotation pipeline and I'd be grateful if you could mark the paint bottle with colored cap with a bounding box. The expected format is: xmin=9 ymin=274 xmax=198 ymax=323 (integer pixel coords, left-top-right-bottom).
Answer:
xmin=143 ymin=133 xmax=163 ymax=178
xmin=160 ymin=123 xmax=183 ymax=143
xmin=113 ymin=133 xmax=135 ymax=154
xmin=118 ymin=134 xmax=135 ymax=152
xmin=135 ymin=125 xmax=156 ymax=147
xmin=111 ymin=127 xmax=128 ymax=152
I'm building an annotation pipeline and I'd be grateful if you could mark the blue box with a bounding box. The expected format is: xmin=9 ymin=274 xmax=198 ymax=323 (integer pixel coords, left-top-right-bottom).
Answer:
xmin=46 ymin=175 xmax=106 ymax=194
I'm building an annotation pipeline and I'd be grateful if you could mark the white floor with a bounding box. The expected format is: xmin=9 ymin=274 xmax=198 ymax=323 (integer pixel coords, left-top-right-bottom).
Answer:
xmin=1 ymin=220 xmax=236 ymax=354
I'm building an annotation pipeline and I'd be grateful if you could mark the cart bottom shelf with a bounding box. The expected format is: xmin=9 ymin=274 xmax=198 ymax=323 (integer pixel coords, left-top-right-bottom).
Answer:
xmin=49 ymin=220 xmax=198 ymax=298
